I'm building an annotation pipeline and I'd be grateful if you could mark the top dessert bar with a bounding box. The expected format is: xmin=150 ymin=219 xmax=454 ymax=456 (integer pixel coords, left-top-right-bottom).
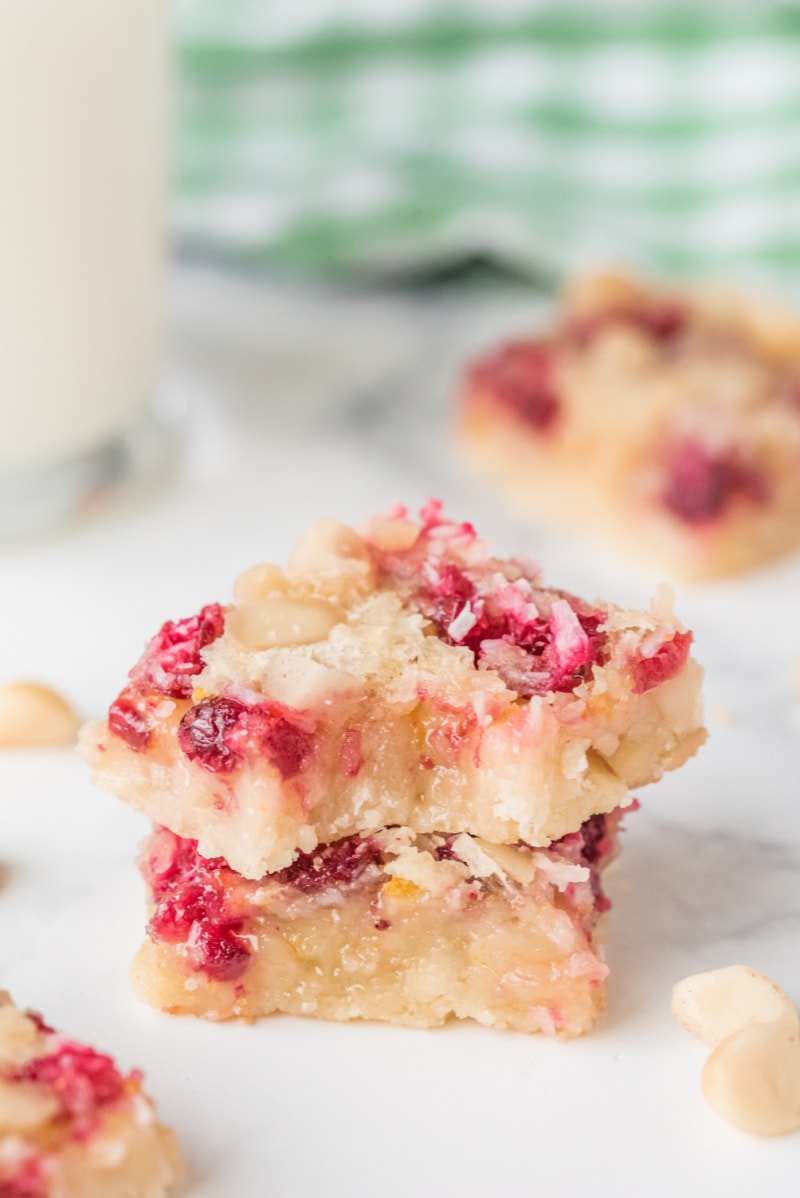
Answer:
xmin=82 ymin=502 xmax=704 ymax=879
xmin=460 ymin=272 xmax=800 ymax=579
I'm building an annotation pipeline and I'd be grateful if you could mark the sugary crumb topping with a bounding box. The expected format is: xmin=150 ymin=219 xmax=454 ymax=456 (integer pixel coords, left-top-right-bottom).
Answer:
xmin=364 ymin=499 xmax=609 ymax=698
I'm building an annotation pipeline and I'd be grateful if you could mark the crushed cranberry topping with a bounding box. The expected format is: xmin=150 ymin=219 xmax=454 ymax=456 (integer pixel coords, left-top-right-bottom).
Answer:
xmin=661 ymin=440 xmax=769 ymax=525
xmin=631 ymin=631 xmax=693 ymax=695
xmin=551 ymin=810 xmax=627 ymax=914
xmin=107 ymin=687 xmax=154 ymax=753
xmin=142 ymin=828 xmax=252 ymax=983
xmin=368 ymin=504 xmax=607 ymax=698
xmin=468 ymin=340 xmax=560 ymax=430
xmin=275 ymin=835 xmax=383 ymax=895
xmin=107 ymin=603 xmax=226 ymax=751
xmin=436 ymin=809 xmax=634 ymax=916
xmin=417 ymin=560 xmax=605 ymax=696
xmin=565 ymin=300 xmax=688 ymax=347
xmin=115 ymin=601 xmax=226 ymax=706
xmin=13 ymin=1044 xmax=126 ymax=1132
xmin=178 ymin=694 xmax=314 ymax=777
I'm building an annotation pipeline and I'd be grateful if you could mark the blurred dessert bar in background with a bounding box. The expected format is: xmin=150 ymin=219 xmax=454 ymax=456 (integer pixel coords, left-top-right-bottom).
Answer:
xmin=459 ymin=272 xmax=800 ymax=580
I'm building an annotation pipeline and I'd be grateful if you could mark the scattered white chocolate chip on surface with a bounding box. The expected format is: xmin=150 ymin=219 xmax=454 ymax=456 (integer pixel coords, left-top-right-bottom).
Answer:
xmin=701 ymin=1024 xmax=800 ymax=1137
xmin=671 ymin=965 xmax=800 ymax=1046
xmin=0 ymin=681 xmax=80 ymax=749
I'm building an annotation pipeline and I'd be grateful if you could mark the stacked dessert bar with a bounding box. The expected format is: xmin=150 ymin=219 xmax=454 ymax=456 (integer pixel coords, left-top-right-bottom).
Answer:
xmin=82 ymin=502 xmax=705 ymax=1037
xmin=460 ymin=272 xmax=800 ymax=579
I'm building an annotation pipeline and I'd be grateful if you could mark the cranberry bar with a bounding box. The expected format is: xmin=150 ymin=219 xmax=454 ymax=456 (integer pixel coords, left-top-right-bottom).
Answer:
xmin=131 ymin=807 xmax=631 ymax=1037
xmin=82 ymin=502 xmax=704 ymax=879
xmin=460 ymin=272 xmax=800 ymax=579
xmin=0 ymin=993 xmax=183 ymax=1197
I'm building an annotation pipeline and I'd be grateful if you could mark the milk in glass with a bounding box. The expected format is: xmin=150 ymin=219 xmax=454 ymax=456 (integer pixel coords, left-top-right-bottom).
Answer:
xmin=0 ymin=0 xmax=167 ymax=476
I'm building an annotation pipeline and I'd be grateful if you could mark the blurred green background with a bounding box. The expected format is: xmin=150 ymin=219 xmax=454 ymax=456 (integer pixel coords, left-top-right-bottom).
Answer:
xmin=176 ymin=0 xmax=800 ymax=288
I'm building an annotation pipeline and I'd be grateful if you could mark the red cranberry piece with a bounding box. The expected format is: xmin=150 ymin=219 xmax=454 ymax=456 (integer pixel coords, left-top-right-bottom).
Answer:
xmin=150 ymin=880 xmax=227 ymax=942
xmin=575 ymin=813 xmax=608 ymax=866
xmin=142 ymin=831 xmax=253 ymax=982
xmin=139 ymin=827 xmax=190 ymax=896
xmin=639 ymin=300 xmax=687 ymax=341
xmin=631 ymin=630 xmax=693 ymax=695
xmin=260 ymin=715 xmax=314 ymax=780
xmin=566 ymin=300 xmax=687 ymax=347
xmin=108 ymin=688 xmax=153 ymax=752
xmin=468 ymin=340 xmax=560 ymax=431
xmin=177 ymin=695 xmax=246 ymax=773
xmin=131 ymin=602 xmax=225 ymax=700
xmin=416 ymin=562 xmax=606 ymax=697
xmin=338 ymin=728 xmax=364 ymax=778
xmin=178 ymin=695 xmax=315 ymax=777
xmin=661 ymin=441 xmax=768 ymax=525
xmin=553 ymin=810 xmax=622 ymax=913
xmin=0 ymin=1157 xmax=47 ymax=1198
xmin=276 ymin=835 xmax=382 ymax=895
xmin=425 ymin=563 xmax=477 ymax=638
xmin=15 ymin=1044 xmax=125 ymax=1123
xmin=186 ymin=923 xmax=251 ymax=983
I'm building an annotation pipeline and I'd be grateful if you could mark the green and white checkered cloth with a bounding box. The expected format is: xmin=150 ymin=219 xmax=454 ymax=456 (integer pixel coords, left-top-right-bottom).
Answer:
xmin=176 ymin=1 xmax=800 ymax=287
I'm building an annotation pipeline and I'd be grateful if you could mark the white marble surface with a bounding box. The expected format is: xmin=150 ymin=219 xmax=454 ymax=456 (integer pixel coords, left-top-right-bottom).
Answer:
xmin=1 ymin=265 xmax=800 ymax=1196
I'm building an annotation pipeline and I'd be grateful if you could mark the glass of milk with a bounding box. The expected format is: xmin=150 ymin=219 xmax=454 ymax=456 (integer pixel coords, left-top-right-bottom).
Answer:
xmin=0 ymin=0 xmax=168 ymax=536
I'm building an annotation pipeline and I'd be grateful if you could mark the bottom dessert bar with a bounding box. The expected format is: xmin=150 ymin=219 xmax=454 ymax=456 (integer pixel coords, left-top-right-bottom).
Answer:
xmin=0 ymin=993 xmax=183 ymax=1198
xmin=132 ymin=808 xmax=633 ymax=1038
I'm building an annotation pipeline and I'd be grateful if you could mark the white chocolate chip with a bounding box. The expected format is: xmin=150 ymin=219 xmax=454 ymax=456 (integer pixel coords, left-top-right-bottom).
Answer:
xmin=229 ymin=596 xmax=344 ymax=650
xmin=701 ymin=1024 xmax=800 ymax=1137
xmin=287 ymin=519 xmax=371 ymax=578
xmin=367 ymin=515 xmax=420 ymax=553
xmin=233 ymin=563 xmax=289 ymax=603
xmin=0 ymin=995 xmax=40 ymax=1067
xmin=0 ymin=682 xmax=80 ymax=749
xmin=263 ymin=652 xmax=359 ymax=708
xmin=671 ymin=966 xmax=800 ymax=1046
xmin=0 ymin=1079 xmax=59 ymax=1133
